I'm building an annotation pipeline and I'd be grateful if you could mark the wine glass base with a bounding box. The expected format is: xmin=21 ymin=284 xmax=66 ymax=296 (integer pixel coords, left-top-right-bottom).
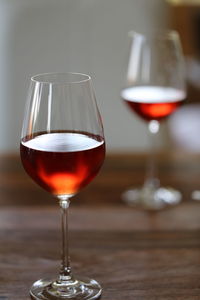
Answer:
xmin=30 ymin=277 xmax=102 ymax=300
xmin=122 ymin=186 xmax=182 ymax=210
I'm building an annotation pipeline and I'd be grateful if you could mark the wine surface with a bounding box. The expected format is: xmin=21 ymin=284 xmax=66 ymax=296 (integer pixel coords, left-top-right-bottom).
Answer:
xmin=121 ymin=86 xmax=186 ymax=121
xmin=20 ymin=132 xmax=105 ymax=197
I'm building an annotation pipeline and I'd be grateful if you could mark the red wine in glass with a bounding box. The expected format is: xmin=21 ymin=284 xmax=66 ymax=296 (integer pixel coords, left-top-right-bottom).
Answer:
xmin=121 ymin=86 xmax=186 ymax=122
xmin=20 ymin=72 xmax=105 ymax=299
xmin=121 ymin=31 xmax=186 ymax=209
xmin=21 ymin=132 xmax=105 ymax=197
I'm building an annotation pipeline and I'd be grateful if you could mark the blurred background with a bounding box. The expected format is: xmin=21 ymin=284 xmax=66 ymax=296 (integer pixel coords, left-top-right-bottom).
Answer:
xmin=1 ymin=0 xmax=200 ymax=153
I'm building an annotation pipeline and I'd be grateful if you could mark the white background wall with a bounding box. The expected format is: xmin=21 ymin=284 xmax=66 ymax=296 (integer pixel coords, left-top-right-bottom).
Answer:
xmin=0 ymin=0 xmax=169 ymax=153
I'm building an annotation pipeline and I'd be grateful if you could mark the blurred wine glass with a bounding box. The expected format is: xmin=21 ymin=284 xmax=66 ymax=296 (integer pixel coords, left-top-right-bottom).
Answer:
xmin=121 ymin=30 xmax=186 ymax=210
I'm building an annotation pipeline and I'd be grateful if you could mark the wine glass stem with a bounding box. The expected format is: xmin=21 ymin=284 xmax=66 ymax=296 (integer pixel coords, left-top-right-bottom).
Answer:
xmin=59 ymin=198 xmax=72 ymax=282
xmin=144 ymin=120 xmax=160 ymax=188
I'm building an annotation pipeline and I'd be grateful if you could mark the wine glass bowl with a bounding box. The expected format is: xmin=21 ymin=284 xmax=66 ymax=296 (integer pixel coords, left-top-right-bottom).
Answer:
xmin=121 ymin=30 xmax=186 ymax=210
xmin=20 ymin=72 xmax=105 ymax=299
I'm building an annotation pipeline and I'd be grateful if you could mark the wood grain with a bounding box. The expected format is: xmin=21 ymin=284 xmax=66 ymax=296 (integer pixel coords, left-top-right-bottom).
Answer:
xmin=0 ymin=154 xmax=200 ymax=299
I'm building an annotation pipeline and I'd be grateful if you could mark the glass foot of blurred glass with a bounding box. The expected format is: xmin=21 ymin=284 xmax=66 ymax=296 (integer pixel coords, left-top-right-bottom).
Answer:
xmin=30 ymin=278 xmax=102 ymax=300
xmin=122 ymin=185 xmax=182 ymax=210
xmin=191 ymin=190 xmax=200 ymax=201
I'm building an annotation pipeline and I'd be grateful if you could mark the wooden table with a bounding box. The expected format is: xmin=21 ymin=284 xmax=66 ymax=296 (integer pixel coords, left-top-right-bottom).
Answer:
xmin=1 ymin=153 xmax=200 ymax=299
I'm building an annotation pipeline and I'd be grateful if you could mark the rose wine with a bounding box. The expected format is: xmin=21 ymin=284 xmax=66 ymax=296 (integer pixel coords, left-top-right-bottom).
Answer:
xmin=121 ymin=86 xmax=186 ymax=121
xmin=20 ymin=132 xmax=105 ymax=197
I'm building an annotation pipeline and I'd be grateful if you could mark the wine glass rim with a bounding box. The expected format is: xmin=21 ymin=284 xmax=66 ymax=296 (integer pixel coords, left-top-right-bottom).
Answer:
xmin=31 ymin=72 xmax=91 ymax=84
xmin=128 ymin=29 xmax=179 ymax=40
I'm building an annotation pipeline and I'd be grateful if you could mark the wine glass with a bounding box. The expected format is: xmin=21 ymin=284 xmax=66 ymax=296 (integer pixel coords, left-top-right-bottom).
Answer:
xmin=121 ymin=30 xmax=186 ymax=210
xmin=20 ymin=72 xmax=105 ymax=299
